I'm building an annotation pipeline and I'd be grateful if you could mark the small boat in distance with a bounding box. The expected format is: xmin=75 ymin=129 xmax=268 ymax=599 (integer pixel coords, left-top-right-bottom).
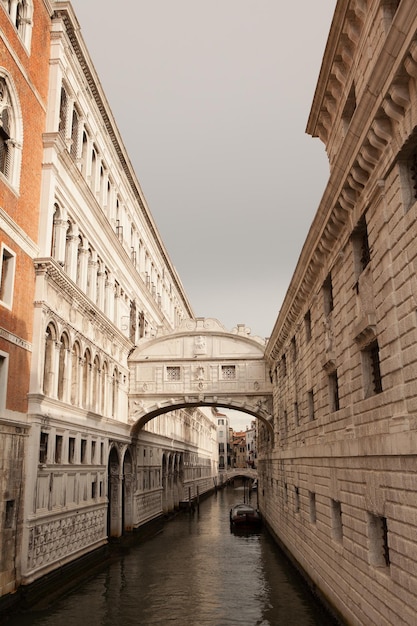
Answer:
xmin=229 ymin=503 xmax=262 ymax=528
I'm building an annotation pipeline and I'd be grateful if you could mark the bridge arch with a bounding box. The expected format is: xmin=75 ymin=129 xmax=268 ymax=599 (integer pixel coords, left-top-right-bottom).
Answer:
xmin=128 ymin=318 xmax=274 ymax=438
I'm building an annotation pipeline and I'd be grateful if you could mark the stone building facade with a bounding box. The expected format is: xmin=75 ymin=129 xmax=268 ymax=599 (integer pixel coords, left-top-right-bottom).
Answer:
xmin=261 ymin=1 xmax=417 ymax=624
xmin=0 ymin=0 xmax=52 ymax=598
xmin=1 ymin=0 xmax=218 ymax=600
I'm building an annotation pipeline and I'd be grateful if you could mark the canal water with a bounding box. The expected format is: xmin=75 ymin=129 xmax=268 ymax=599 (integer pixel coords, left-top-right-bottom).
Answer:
xmin=5 ymin=486 xmax=339 ymax=626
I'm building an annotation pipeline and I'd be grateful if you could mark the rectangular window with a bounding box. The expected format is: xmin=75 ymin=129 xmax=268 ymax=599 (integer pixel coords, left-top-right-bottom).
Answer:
xmin=281 ymin=354 xmax=287 ymax=377
xmin=0 ymin=245 xmax=16 ymax=309
xmin=68 ymin=437 xmax=75 ymax=463
xmin=221 ymin=365 xmax=236 ymax=380
xmin=309 ymin=491 xmax=317 ymax=524
xmin=294 ymin=486 xmax=300 ymax=513
xmin=323 ymin=273 xmax=334 ymax=316
xmin=329 ymin=370 xmax=340 ymax=412
xmin=398 ymin=136 xmax=417 ymax=211
xmin=5 ymin=500 xmax=15 ymax=529
xmin=55 ymin=435 xmax=63 ymax=463
xmin=282 ymin=410 xmax=288 ymax=438
xmin=91 ymin=440 xmax=96 ymax=464
xmin=291 ymin=336 xmax=297 ymax=361
xmin=304 ymin=310 xmax=312 ymax=342
xmin=0 ymin=352 xmax=8 ymax=411
xmin=294 ymin=401 xmax=299 ymax=427
xmin=166 ymin=366 xmax=181 ymax=381
xmin=352 ymin=215 xmax=371 ymax=280
xmin=308 ymin=389 xmax=315 ymax=421
xmin=81 ymin=438 xmax=87 ymax=463
xmin=368 ymin=513 xmax=390 ymax=568
xmin=362 ymin=340 xmax=383 ymax=397
xmin=331 ymin=499 xmax=343 ymax=543
xmin=39 ymin=432 xmax=48 ymax=464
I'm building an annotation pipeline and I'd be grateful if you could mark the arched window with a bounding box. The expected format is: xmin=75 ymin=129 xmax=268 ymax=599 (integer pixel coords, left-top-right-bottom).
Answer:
xmin=71 ymin=341 xmax=81 ymax=406
xmin=43 ymin=323 xmax=58 ymax=396
xmin=82 ymin=348 xmax=92 ymax=409
xmin=64 ymin=220 xmax=74 ymax=275
xmin=51 ymin=203 xmax=67 ymax=263
xmin=86 ymin=247 xmax=93 ymax=298
xmin=70 ymin=107 xmax=79 ymax=159
xmin=81 ymin=130 xmax=89 ymax=175
xmin=92 ymin=355 xmax=100 ymax=413
xmin=91 ymin=147 xmax=98 ymax=192
xmin=51 ymin=204 xmax=59 ymax=259
xmin=58 ymin=86 xmax=68 ymax=139
xmin=15 ymin=0 xmax=33 ymax=49
xmin=111 ymin=367 xmax=118 ymax=417
xmin=2 ymin=1 xmax=33 ymax=49
xmin=0 ymin=72 xmax=22 ymax=189
xmin=57 ymin=332 xmax=70 ymax=401
xmin=101 ymin=360 xmax=108 ymax=416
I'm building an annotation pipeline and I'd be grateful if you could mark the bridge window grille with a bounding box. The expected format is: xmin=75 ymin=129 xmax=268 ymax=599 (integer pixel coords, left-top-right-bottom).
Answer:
xmin=221 ymin=365 xmax=236 ymax=380
xmin=166 ymin=366 xmax=181 ymax=381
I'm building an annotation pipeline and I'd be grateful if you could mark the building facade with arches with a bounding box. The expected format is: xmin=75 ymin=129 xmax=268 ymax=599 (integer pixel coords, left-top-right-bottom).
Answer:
xmin=0 ymin=0 xmax=219 ymax=599
xmin=0 ymin=0 xmax=52 ymax=599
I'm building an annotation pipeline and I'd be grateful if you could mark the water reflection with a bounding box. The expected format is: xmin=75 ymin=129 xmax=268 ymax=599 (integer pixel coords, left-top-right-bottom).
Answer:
xmin=6 ymin=487 xmax=338 ymax=626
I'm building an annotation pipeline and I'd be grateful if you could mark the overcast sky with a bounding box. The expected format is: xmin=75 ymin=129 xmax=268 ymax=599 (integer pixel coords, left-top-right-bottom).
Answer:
xmin=69 ymin=1 xmax=336 ymax=428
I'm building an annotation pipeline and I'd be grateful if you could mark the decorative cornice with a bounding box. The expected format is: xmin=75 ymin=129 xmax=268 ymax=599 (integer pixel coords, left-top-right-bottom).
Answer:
xmin=266 ymin=5 xmax=417 ymax=362
xmin=0 ymin=326 xmax=32 ymax=352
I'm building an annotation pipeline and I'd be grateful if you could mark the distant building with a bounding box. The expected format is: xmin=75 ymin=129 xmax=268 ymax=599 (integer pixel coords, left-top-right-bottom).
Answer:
xmin=232 ymin=431 xmax=246 ymax=468
xmin=213 ymin=408 xmax=230 ymax=469
xmin=245 ymin=421 xmax=257 ymax=468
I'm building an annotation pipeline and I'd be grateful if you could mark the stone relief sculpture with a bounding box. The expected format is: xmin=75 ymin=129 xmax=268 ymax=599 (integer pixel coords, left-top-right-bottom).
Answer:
xmin=194 ymin=335 xmax=207 ymax=355
xmin=195 ymin=366 xmax=205 ymax=381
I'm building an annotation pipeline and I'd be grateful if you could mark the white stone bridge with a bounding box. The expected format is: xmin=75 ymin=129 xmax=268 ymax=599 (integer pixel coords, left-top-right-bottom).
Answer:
xmin=128 ymin=318 xmax=273 ymax=436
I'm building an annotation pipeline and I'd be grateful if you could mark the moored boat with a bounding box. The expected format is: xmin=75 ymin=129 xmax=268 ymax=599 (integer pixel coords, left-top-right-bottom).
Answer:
xmin=229 ymin=503 xmax=262 ymax=528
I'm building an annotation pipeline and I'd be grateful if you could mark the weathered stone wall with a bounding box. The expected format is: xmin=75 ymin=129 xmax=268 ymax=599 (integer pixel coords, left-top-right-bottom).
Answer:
xmin=263 ymin=2 xmax=417 ymax=624
xmin=0 ymin=424 xmax=27 ymax=597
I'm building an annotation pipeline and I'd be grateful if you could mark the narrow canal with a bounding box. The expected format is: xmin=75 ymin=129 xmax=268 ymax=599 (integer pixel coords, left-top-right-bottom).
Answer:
xmin=6 ymin=486 xmax=340 ymax=626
